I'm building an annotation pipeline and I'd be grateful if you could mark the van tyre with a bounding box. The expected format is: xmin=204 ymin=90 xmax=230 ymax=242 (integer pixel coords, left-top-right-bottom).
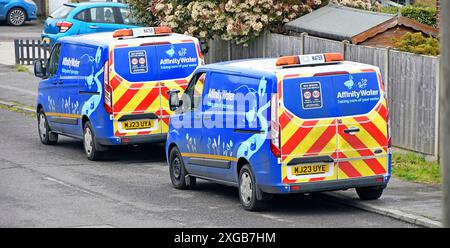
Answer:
xmin=239 ymin=164 xmax=264 ymax=211
xmin=83 ymin=121 xmax=102 ymax=161
xmin=356 ymin=186 xmax=384 ymax=200
xmin=38 ymin=110 xmax=58 ymax=145
xmin=169 ymin=146 xmax=196 ymax=189
xmin=7 ymin=8 xmax=26 ymax=26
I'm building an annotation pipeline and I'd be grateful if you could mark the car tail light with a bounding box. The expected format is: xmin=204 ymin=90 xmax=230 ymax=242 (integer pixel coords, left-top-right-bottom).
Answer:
xmin=103 ymin=60 xmax=113 ymax=114
xmin=56 ymin=21 xmax=73 ymax=33
xmin=270 ymin=93 xmax=281 ymax=157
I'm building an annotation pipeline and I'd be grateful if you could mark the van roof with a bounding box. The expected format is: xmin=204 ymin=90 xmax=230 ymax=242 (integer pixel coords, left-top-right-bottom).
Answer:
xmin=204 ymin=58 xmax=379 ymax=78
xmin=58 ymin=31 xmax=198 ymax=48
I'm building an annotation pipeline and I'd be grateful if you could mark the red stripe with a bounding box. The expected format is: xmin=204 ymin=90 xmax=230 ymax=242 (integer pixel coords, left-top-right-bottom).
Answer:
xmin=110 ymin=75 xmax=121 ymax=90
xmin=113 ymin=83 xmax=144 ymax=113
xmin=283 ymin=177 xmax=297 ymax=184
xmin=305 ymin=124 xmax=336 ymax=155
xmin=353 ymin=116 xmax=387 ymax=147
xmin=109 ymin=50 xmax=113 ymax=65
xmin=132 ymin=87 xmax=160 ymax=113
xmin=279 ymin=111 xmax=293 ymax=127
xmin=377 ymin=103 xmax=388 ymax=122
xmin=338 ymin=125 xmax=386 ymax=175
xmin=282 ymin=120 xmax=318 ymax=155
xmin=309 ymin=177 xmax=325 ymax=182
xmin=339 ymin=161 xmax=363 ymax=178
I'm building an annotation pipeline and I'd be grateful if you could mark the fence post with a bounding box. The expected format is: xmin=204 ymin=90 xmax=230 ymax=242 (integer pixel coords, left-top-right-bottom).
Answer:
xmin=342 ymin=40 xmax=349 ymax=60
xmin=14 ymin=40 xmax=19 ymax=65
xmin=384 ymin=47 xmax=390 ymax=98
xmin=227 ymin=41 xmax=231 ymax=61
xmin=435 ymin=58 xmax=440 ymax=160
xmin=300 ymin=32 xmax=307 ymax=55
xmin=262 ymin=30 xmax=267 ymax=58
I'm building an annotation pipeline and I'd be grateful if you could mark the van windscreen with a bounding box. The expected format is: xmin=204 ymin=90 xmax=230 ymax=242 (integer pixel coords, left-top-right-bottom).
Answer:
xmin=113 ymin=42 xmax=199 ymax=83
xmin=282 ymin=72 xmax=381 ymax=119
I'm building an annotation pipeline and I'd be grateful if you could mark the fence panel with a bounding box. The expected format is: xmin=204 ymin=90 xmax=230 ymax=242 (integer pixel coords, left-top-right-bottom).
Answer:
xmin=14 ymin=39 xmax=51 ymax=65
xmin=304 ymin=35 xmax=342 ymax=54
xmin=388 ymin=50 xmax=438 ymax=155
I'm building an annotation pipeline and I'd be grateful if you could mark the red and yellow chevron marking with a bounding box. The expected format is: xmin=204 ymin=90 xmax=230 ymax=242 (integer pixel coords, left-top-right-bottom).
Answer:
xmin=278 ymin=69 xmax=389 ymax=184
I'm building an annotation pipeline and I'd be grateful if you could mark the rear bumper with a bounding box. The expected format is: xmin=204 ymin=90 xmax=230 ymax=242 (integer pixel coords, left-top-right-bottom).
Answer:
xmin=259 ymin=175 xmax=388 ymax=194
xmin=97 ymin=133 xmax=167 ymax=146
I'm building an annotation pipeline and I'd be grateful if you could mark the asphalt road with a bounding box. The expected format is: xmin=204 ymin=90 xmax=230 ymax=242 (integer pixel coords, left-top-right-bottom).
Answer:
xmin=0 ymin=108 xmax=418 ymax=228
xmin=0 ymin=20 xmax=43 ymax=41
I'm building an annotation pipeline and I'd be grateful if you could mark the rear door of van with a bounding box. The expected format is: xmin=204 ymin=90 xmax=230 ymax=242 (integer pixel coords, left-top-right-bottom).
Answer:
xmin=110 ymin=40 xmax=201 ymax=137
xmin=334 ymin=70 xmax=388 ymax=181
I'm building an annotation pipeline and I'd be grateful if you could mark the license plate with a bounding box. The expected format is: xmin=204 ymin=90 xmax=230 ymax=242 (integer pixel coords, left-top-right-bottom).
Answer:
xmin=291 ymin=164 xmax=329 ymax=176
xmin=121 ymin=120 xmax=153 ymax=130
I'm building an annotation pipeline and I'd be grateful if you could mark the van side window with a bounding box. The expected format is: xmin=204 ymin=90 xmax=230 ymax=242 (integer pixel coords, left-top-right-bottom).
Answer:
xmin=185 ymin=72 xmax=206 ymax=111
xmin=47 ymin=44 xmax=61 ymax=77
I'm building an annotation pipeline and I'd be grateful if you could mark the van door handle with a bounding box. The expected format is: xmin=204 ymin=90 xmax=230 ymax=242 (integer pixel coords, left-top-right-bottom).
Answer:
xmin=89 ymin=25 xmax=99 ymax=29
xmin=344 ymin=127 xmax=360 ymax=134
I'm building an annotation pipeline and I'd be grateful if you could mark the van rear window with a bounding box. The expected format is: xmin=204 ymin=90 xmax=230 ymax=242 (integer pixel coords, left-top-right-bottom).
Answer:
xmin=113 ymin=42 xmax=199 ymax=83
xmin=282 ymin=72 xmax=381 ymax=119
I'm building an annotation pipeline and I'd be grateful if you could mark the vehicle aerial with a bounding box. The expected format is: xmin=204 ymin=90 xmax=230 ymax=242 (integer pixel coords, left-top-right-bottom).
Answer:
xmin=41 ymin=2 xmax=140 ymax=45
xmin=166 ymin=53 xmax=391 ymax=210
xmin=34 ymin=27 xmax=204 ymax=160
xmin=0 ymin=0 xmax=37 ymax=26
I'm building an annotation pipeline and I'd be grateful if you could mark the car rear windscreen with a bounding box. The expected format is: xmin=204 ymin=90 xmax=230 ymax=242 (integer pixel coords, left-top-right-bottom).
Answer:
xmin=50 ymin=5 xmax=75 ymax=19
xmin=282 ymin=72 xmax=381 ymax=119
xmin=113 ymin=42 xmax=199 ymax=83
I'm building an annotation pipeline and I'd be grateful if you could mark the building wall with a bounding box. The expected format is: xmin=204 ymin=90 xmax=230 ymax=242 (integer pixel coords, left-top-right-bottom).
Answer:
xmin=359 ymin=26 xmax=423 ymax=47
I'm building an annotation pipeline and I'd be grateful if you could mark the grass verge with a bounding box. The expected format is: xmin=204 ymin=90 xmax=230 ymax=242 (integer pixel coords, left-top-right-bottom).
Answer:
xmin=392 ymin=152 xmax=441 ymax=184
xmin=14 ymin=64 xmax=30 ymax=73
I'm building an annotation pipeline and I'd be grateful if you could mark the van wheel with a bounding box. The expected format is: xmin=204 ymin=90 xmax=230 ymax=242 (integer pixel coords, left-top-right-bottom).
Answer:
xmin=239 ymin=164 xmax=264 ymax=211
xmin=83 ymin=121 xmax=102 ymax=161
xmin=169 ymin=146 xmax=196 ymax=189
xmin=356 ymin=186 xmax=384 ymax=200
xmin=7 ymin=8 xmax=26 ymax=26
xmin=38 ymin=110 xmax=58 ymax=145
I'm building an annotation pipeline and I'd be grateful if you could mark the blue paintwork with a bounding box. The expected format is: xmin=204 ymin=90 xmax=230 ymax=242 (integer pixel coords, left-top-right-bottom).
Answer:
xmin=41 ymin=2 xmax=140 ymax=45
xmin=0 ymin=0 xmax=37 ymax=22
xmin=166 ymin=60 xmax=391 ymax=194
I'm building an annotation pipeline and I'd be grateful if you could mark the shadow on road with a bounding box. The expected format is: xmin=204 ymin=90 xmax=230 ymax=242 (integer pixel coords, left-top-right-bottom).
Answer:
xmin=193 ymin=181 xmax=350 ymax=215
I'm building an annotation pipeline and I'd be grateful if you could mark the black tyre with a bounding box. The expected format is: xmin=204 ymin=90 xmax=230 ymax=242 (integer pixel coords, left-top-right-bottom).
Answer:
xmin=356 ymin=186 xmax=384 ymax=200
xmin=238 ymin=164 xmax=264 ymax=211
xmin=37 ymin=110 xmax=58 ymax=145
xmin=83 ymin=121 xmax=102 ymax=161
xmin=7 ymin=8 xmax=26 ymax=26
xmin=169 ymin=146 xmax=196 ymax=189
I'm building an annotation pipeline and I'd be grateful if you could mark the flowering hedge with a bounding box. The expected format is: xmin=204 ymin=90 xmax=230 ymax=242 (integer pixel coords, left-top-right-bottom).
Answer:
xmin=331 ymin=0 xmax=380 ymax=10
xmin=129 ymin=0 xmax=323 ymax=51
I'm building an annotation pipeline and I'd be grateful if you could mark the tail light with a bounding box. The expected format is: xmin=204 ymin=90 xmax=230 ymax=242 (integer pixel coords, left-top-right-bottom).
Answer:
xmin=103 ymin=60 xmax=113 ymax=114
xmin=56 ymin=21 xmax=73 ymax=33
xmin=270 ymin=93 xmax=281 ymax=157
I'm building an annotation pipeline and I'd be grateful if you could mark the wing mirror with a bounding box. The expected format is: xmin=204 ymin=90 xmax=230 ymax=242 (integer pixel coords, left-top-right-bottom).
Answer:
xmin=168 ymin=89 xmax=182 ymax=111
xmin=34 ymin=59 xmax=46 ymax=78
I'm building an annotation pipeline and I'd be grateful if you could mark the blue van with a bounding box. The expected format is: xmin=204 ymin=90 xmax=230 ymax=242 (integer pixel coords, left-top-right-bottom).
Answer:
xmin=35 ymin=27 xmax=204 ymax=160
xmin=166 ymin=53 xmax=391 ymax=210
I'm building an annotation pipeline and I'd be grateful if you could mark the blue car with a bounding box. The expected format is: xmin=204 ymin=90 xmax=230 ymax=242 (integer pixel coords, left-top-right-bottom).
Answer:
xmin=0 ymin=0 xmax=37 ymax=26
xmin=41 ymin=2 xmax=140 ymax=45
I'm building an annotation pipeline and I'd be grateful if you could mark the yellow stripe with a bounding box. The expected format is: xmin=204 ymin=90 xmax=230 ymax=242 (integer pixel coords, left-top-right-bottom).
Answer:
xmin=182 ymin=153 xmax=238 ymax=162
xmin=46 ymin=112 xmax=81 ymax=118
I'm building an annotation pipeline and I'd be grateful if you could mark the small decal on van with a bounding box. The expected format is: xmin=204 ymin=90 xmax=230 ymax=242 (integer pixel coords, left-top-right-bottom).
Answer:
xmin=300 ymin=82 xmax=322 ymax=109
xmin=129 ymin=50 xmax=148 ymax=74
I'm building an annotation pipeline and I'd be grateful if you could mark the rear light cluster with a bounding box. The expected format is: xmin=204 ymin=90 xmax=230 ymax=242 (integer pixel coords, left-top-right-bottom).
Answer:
xmin=56 ymin=21 xmax=72 ymax=33
xmin=103 ymin=60 xmax=113 ymax=114
xmin=270 ymin=93 xmax=281 ymax=157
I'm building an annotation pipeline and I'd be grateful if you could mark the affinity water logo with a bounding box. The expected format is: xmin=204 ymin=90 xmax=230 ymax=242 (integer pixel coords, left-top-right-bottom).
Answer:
xmin=62 ymin=57 xmax=81 ymax=68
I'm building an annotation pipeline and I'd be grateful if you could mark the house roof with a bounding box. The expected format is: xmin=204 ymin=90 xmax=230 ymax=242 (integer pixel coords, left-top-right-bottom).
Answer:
xmin=285 ymin=4 xmax=439 ymax=44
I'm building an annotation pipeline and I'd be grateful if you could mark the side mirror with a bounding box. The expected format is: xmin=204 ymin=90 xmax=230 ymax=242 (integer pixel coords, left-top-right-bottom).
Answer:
xmin=168 ymin=89 xmax=182 ymax=111
xmin=34 ymin=59 xmax=45 ymax=78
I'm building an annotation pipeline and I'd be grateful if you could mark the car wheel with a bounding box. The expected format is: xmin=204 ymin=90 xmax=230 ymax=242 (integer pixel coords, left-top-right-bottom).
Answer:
xmin=83 ymin=121 xmax=102 ymax=161
xmin=38 ymin=110 xmax=58 ymax=145
xmin=238 ymin=164 xmax=264 ymax=211
xmin=356 ymin=186 xmax=384 ymax=200
xmin=169 ymin=146 xmax=196 ymax=189
xmin=7 ymin=8 xmax=26 ymax=26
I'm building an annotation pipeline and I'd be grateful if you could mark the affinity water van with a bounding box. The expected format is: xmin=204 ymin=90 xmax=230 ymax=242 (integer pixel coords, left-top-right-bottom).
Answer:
xmin=166 ymin=53 xmax=391 ymax=210
xmin=35 ymin=27 xmax=204 ymax=160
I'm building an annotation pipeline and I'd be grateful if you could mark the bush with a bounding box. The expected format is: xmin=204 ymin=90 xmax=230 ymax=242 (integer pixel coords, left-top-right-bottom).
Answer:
xmin=128 ymin=0 xmax=158 ymax=26
xmin=393 ymin=32 xmax=439 ymax=56
xmin=379 ymin=5 xmax=437 ymax=27
xmin=129 ymin=0 xmax=323 ymax=52
xmin=330 ymin=0 xmax=380 ymax=10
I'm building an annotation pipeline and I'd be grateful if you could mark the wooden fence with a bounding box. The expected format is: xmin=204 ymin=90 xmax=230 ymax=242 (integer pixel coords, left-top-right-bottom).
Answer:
xmin=14 ymin=39 xmax=51 ymax=65
xmin=206 ymin=32 xmax=440 ymax=156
